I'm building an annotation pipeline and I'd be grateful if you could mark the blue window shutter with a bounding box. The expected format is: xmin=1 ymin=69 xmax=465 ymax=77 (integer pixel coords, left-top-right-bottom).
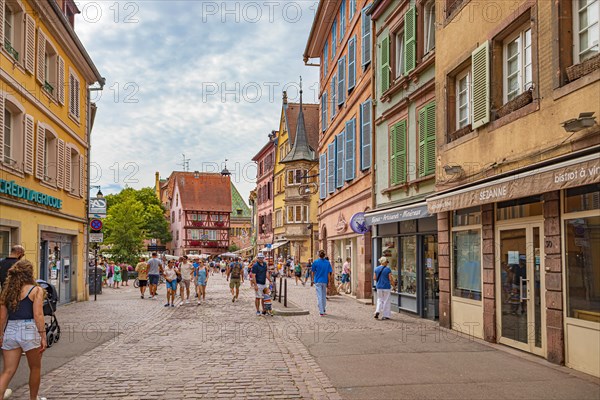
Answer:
xmin=323 ymin=41 xmax=328 ymax=76
xmin=332 ymin=20 xmax=337 ymax=59
xmin=327 ymin=143 xmax=335 ymax=193
xmin=360 ymin=100 xmax=372 ymax=170
xmin=345 ymin=118 xmax=356 ymax=181
xmin=340 ymin=0 xmax=346 ymax=40
xmin=337 ymin=57 xmax=346 ymax=105
xmin=330 ymin=75 xmax=337 ymax=120
xmin=361 ymin=7 xmax=372 ymax=66
xmin=319 ymin=153 xmax=327 ymax=199
xmin=349 ymin=0 xmax=356 ymax=20
xmin=336 ymin=132 xmax=345 ymax=188
xmin=348 ymin=36 xmax=356 ymax=90
xmin=321 ymin=91 xmax=328 ymax=132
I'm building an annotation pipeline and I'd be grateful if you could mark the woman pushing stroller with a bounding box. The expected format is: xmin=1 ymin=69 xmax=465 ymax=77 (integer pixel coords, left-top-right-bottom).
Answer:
xmin=0 ymin=259 xmax=47 ymax=400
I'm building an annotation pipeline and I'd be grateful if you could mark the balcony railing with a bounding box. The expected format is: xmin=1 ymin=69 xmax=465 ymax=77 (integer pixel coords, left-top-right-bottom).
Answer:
xmin=4 ymin=39 xmax=19 ymax=61
xmin=43 ymin=81 xmax=54 ymax=95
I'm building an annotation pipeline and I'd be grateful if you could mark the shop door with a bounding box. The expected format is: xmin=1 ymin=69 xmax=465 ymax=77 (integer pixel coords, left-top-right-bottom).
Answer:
xmin=422 ymin=235 xmax=439 ymax=320
xmin=497 ymin=223 xmax=545 ymax=356
xmin=60 ymin=242 xmax=72 ymax=303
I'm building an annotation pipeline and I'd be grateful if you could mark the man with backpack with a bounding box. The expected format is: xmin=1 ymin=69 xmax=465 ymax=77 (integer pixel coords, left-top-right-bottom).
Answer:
xmin=227 ymin=257 xmax=244 ymax=302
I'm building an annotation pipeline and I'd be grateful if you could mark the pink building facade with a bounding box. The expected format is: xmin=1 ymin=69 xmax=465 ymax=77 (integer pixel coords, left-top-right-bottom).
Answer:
xmin=252 ymin=136 xmax=276 ymax=250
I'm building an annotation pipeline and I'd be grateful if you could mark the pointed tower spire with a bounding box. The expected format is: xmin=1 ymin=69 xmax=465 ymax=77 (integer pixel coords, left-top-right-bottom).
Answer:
xmin=281 ymin=77 xmax=315 ymax=163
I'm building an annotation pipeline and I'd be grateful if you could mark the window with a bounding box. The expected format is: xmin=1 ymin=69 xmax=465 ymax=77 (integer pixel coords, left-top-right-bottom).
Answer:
xmin=69 ymin=71 xmax=81 ymax=121
xmin=564 ymin=184 xmax=600 ymax=321
xmin=456 ymin=68 xmax=471 ymax=130
xmin=171 ymin=211 xmax=175 ymax=223
xmin=37 ymin=126 xmax=57 ymax=184
xmin=423 ymin=0 xmax=436 ymax=55
xmin=190 ymin=229 xmax=200 ymax=240
xmin=503 ymin=26 xmax=532 ymax=103
xmin=390 ymin=120 xmax=407 ymax=186
xmin=574 ymin=0 xmax=600 ymax=63
xmin=452 ymin=207 xmax=482 ymax=300
xmin=360 ymin=99 xmax=372 ymax=170
xmin=361 ymin=6 xmax=372 ymax=66
xmin=348 ymin=36 xmax=357 ymax=90
xmin=321 ymin=91 xmax=328 ymax=131
xmin=286 ymin=205 xmax=309 ymax=224
xmin=287 ymin=169 xmax=307 ymax=186
xmin=275 ymin=209 xmax=283 ymax=227
xmin=418 ymin=102 xmax=435 ymax=177
xmin=67 ymin=147 xmax=82 ymax=196
xmin=395 ymin=30 xmax=405 ymax=78
xmin=323 ymin=41 xmax=328 ymax=77
xmin=3 ymin=1 xmax=24 ymax=62
xmin=340 ymin=0 xmax=346 ymax=40
xmin=0 ymin=93 xmax=28 ymax=171
xmin=349 ymin=0 xmax=356 ymax=20
xmin=332 ymin=19 xmax=337 ymax=59
xmin=337 ymin=57 xmax=346 ymax=105
xmin=330 ymin=75 xmax=337 ymax=120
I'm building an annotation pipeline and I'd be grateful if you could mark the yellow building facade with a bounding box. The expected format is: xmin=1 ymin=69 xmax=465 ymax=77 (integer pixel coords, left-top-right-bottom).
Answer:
xmin=0 ymin=0 xmax=103 ymax=303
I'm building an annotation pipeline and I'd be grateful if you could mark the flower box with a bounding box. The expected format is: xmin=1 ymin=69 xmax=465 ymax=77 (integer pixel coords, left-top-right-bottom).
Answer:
xmin=448 ymin=124 xmax=472 ymax=142
xmin=495 ymin=89 xmax=533 ymax=119
xmin=566 ymin=53 xmax=600 ymax=82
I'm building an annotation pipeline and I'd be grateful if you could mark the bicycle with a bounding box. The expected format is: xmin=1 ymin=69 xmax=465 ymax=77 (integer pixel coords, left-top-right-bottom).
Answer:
xmin=133 ymin=275 xmax=165 ymax=288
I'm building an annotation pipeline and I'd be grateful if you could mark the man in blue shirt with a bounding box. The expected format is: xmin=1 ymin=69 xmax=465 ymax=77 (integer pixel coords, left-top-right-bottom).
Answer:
xmin=373 ymin=256 xmax=393 ymax=320
xmin=311 ymin=250 xmax=333 ymax=316
xmin=251 ymin=253 xmax=271 ymax=315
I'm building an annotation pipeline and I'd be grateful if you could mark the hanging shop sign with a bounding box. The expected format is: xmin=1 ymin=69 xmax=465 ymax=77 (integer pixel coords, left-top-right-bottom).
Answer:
xmin=364 ymin=204 xmax=430 ymax=226
xmin=335 ymin=213 xmax=347 ymax=233
xmin=427 ymin=154 xmax=600 ymax=213
xmin=349 ymin=212 xmax=371 ymax=234
xmin=0 ymin=179 xmax=63 ymax=209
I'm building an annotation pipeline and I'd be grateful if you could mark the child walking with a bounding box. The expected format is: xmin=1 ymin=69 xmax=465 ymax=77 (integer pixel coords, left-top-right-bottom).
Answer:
xmin=262 ymin=287 xmax=273 ymax=316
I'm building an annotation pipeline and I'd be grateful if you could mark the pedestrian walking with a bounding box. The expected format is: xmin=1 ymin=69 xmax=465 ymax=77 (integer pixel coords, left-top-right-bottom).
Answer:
xmin=178 ymin=256 xmax=193 ymax=303
xmin=0 ymin=259 xmax=47 ymax=400
xmin=373 ymin=257 xmax=393 ymax=320
xmin=0 ymin=245 xmax=25 ymax=289
xmin=294 ymin=262 xmax=302 ymax=285
xmin=163 ymin=260 xmax=178 ymax=307
xmin=100 ymin=262 xmax=107 ymax=287
xmin=311 ymin=250 xmax=333 ymax=316
xmin=251 ymin=253 xmax=271 ymax=316
xmin=147 ymin=252 xmax=163 ymax=299
xmin=194 ymin=261 xmax=209 ymax=305
xmin=303 ymin=259 xmax=313 ymax=286
xmin=243 ymin=261 xmax=249 ymax=282
xmin=121 ymin=264 xmax=129 ymax=286
xmin=338 ymin=257 xmax=351 ymax=294
xmin=220 ymin=260 xmax=227 ymax=277
xmin=135 ymin=257 xmax=149 ymax=299
xmin=106 ymin=261 xmax=114 ymax=288
xmin=113 ymin=263 xmax=122 ymax=289
xmin=262 ymin=287 xmax=273 ymax=316
xmin=227 ymin=257 xmax=244 ymax=302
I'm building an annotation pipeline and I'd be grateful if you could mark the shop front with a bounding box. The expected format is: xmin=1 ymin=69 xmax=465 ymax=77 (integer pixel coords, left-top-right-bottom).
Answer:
xmin=366 ymin=203 xmax=439 ymax=320
xmin=428 ymin=153 xmax=600 ymax=376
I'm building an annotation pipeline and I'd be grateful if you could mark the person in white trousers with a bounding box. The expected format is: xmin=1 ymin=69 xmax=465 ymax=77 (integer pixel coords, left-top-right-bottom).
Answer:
xmin=373 ymin=257 xmax=394 ymax=320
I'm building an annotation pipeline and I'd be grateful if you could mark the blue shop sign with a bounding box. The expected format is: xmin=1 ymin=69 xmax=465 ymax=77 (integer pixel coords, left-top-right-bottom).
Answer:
xmin=0 ymin=179 xmax=63 ymax=209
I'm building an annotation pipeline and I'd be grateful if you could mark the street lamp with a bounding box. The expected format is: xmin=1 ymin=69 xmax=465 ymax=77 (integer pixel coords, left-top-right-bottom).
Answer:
xmin=561 ymin=112 xmax=596 ymax=132
xmin=90 ymin=185 xmax=103 ymax=198
xmin=88 ymin=185 xmax=103 ymax=301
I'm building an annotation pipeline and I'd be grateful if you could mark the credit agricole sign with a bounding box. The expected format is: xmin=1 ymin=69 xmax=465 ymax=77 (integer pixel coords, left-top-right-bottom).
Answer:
xmin=0 ymin=179 xmax=63 ymax=209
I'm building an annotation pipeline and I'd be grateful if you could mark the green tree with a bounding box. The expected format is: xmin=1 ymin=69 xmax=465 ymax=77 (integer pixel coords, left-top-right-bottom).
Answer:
xmin=104 ymin=192 xmax=145 ymax=265
xmin=228 ymin=244 xmax=240 ymax=252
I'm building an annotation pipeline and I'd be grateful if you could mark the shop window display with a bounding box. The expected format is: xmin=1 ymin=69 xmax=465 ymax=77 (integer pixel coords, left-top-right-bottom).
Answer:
xmin=399 ymin=236 xmax=417 ymax=295
xmin=381 ymin=237 xmax=399 ymax=292
xmin=453 ymin=229 xmax=482 ymax=300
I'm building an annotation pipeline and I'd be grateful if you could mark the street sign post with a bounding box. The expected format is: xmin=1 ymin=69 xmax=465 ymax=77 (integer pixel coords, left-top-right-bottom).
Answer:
xmin=89 ymin=197 xmax=107 ymax=217
xmin=90 ymin=233 xmax=104 ymax=243
xmin=90 ymin=219 xmax=103 ymax=231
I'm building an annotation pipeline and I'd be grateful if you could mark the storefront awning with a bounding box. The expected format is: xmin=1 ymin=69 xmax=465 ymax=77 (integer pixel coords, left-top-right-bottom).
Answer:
xmin=427 ymin=153 xmax=600 ymax=213
xmin=261 ymin=241 xmax=289 ymax=252
xmin=364 ymin=202 xmax=430 ymax=226
xmin=234 ymin=246 xmax=253 ymax=254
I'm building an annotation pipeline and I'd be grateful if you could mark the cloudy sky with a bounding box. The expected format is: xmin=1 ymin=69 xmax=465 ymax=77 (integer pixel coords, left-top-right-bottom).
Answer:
xmin=76 ymin=1 xmax=320 ymax=201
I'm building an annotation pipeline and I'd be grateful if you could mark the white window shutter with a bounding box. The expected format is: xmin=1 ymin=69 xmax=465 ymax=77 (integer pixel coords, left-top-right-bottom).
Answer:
xmin=472 ymin=41 xmax=490 ymax=129
xmin=35 ymin=122 xmax=45 ymax=180
xmin=0 ymin=92 xmax=4 ymax=163
xmin=79 ymin=154 xmax=84 ymax=197
xmin=25 ymin=14 xmax=35 ymax=74
xmin=64 ymin=146 xmax=71 ymax=193
xmin=0 ymin=0 xmax=4 ymax=47
xmin=57 ymin=56 xmax=65 ymax=105
xmin=24 ymin=115 xmax=35 ymax=174
xmin=37 ymin=29 xmax=46 ymax=84
xmin=57 ymin=139 xmax=65 ymax=189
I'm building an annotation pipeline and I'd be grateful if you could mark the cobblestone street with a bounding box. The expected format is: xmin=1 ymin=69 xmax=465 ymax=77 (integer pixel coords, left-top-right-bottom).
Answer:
xmin=8 ymin=275 xmax=600 ymax=399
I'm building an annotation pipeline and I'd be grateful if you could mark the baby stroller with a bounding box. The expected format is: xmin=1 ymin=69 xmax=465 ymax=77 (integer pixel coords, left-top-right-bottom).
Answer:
xmin=36 ymin=280 xmax=60 ymax=348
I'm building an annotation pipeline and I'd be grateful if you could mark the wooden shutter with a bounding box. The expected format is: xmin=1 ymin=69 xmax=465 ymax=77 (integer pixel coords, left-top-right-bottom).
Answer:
xmin=57 ymin=56 xmax=65 ymax=105
xmin=327 ymin=143 xmax=335 ymax=193
xmin=340 ymin=0 xmax=346 ymax=39
xmin=321 ymin=91 xmax=328 ymax=132
xmin=24 ymin=115 xmax=34 ymax=175
xmin=330 ymin=75 xmax=336 ymax=119
xmin=79 ymin=154 xmax=84 ymax=197
xmin=323 ymin=41 xmax=328 ymax=76
xmin=0 ymin=0 xmax=4 ymax=46
xmin=336 ymin=132 xmax=345 ymax=188
xmin=391 ymin=121 xmax=407 ymax=185
xmin=74 ymin=76 xmax=81 ymax=120
xmin=64 ymin=146 xmax=71 ymax=193
xmin=319 ymin=153 xmax=327 ymax=199
xmin=344 ymin=119 xmax=356 ymax=181
xmin=471 ymin=41 xmax=490 ymax=129
xmin=0 ymin=92 xmax=4 ymax=163
xmin=25 ymin=14 xmax=35 ymax=74
xmin=35 ymin=122 xmax=45 ymax=180
xmin=348 ymin=36 xmax=356 ymax=90
xmin=37 ymin=29 xmax=46 ymax=84
xmin=381 ymin=35 xmax=391 ymax=93
xmin=404 ymin=6 xmax=416 ymax=74
xmin=57 ymin=139 xmax=65 ymax=189
xmin=337 ymin=57 xmax=346 ymax=105
xmin=418 ymin=103 xmax=436 ymax=177
xmin=332 ymin=20 xmax=337 ymax=57
xmin=362 ymin=7 xmax=372 ymax=66
xmin=360 ymin=100 xmax=372 ymax=170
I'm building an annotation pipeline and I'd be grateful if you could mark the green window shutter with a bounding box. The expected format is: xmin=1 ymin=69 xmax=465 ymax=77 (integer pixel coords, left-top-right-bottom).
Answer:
xmin=418 ymin=103 xmax=436 ymax=177
xmin=471 ymin=41 xmax=490 ymax=129
xmin=381 ymin=35 xmax=390 ymax=93
xmin=404 ymin=6 xmax=416 ymax=74
xmin=391 ymin=120 xmax=407 ymax=185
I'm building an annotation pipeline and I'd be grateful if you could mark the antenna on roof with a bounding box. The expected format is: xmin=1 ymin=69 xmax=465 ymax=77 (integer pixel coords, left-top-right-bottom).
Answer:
xmin=178 ymin=154 xmax=190 ymax=172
